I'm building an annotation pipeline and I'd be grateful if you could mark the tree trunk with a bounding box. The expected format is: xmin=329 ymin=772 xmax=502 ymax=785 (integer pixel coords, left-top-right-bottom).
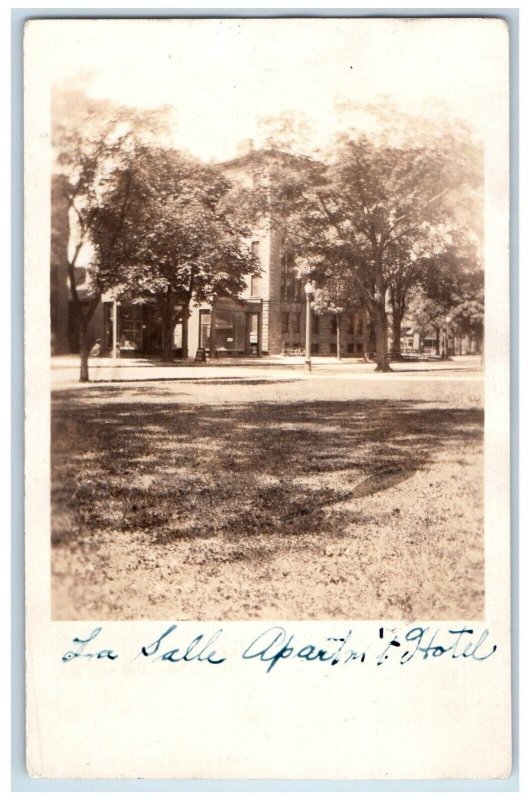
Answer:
xmin=181 ymin=307 xmax=189 ymax=360
xmin=477 ymin=328 xmax=484 ymax=366
xmin=161 ymin=296 xmax=175 ymax=363
xmin=79 ymin=319 xmax=90 ymax=383
xmin=435 ymin=326 xmax=440 ymax=356
xmin=391 ymin=311 xmax=402 ymax=359
xmin=362 ymin=308 xmax=370 ymax=362
xmin=374 ymin=302 xmax=391 ymax=372
xmin=336 ymin=311 xmax=341 ymax=360
xmin=440 ymin=326 xmax=449 ymax=359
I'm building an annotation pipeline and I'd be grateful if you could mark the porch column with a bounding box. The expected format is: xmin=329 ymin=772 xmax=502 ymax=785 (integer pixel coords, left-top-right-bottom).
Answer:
xmin=112 ymin=299 xmax=118 ymax=360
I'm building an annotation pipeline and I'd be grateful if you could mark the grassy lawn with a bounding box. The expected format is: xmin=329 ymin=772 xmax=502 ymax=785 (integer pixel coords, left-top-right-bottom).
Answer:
xmin=51 ymin=377 xmax=484 ymax=620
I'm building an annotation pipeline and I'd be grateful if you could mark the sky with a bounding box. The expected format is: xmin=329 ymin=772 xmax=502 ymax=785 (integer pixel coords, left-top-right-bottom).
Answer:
xmin=45 ymin=18 xmax=507 ymax=162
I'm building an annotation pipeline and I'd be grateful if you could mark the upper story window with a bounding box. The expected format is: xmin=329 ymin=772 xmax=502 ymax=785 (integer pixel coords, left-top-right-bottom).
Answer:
xmin=250 ymin=241 xmax=262 ymax=296
xmin=280 ymin=247 xmax=302 ymax=301
xmin=350 ymin=315 xmax=365 ymax=336
xmin=280 ymin=246 xmax=304 ymax=302
xmin=250 ymin=274 xmax=262 ymax=296
xmin=293 ymin=313 xmax=301 ymax=334
xmin=281 ymin=249 xmax=295 ymax=274
xmin=281 ymin=275 xmax=297 ymax=301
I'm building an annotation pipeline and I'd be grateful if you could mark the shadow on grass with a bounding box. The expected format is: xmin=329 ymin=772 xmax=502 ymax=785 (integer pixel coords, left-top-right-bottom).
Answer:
xmin=51 ymin=390 xmax=483 ymax=550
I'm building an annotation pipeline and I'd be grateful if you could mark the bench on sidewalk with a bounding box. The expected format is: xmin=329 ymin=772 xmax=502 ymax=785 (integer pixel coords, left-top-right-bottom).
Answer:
xmin=282 ymin=347 xmax=304 ymax=357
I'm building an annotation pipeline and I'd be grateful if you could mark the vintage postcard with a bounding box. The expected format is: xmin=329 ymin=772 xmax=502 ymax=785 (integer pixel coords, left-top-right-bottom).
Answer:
xmin=24 ymin=17 xmax=511 ymax=780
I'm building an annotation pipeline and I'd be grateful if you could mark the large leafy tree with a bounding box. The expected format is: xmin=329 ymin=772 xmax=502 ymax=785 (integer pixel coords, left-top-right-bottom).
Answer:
xmin=386 ymin=225 xmax=477 ymax=357
xmin=91 ymin=145 xmax=258 ymax=361
xmin=243 ymin=126 xmax=481 ymax=370
xmin=52 ymin=86 xmax=170 ymax=380
xmin=322 ymin=133 xmax=480 ymax=370
xmin=407 ymin=292 xmax=450 ymax=355
xmin=449 ymin=269 xmax=485 ymax=354
xmin=409 ymin=230 xmax=483 ymax=356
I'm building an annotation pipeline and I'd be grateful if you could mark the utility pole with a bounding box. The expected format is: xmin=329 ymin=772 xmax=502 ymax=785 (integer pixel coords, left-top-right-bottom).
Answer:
xmin=112 ymin=298 xmax=118 ymax=360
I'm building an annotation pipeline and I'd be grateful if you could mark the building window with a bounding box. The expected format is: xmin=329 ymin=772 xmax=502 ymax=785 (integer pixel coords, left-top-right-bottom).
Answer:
xmin=293 ymin=313 xmax=301 ymax=334
xmin=281 ymin=312 xmax=290 ymax=334
xmin=119 ymin=304 xmax=144 ymax=350
xmin=251 ymin=241 xmax=260 ymax=258
xmin=281 ymin=274 xmax=298 ymax=301
xmin=311 ymin=343 xmax=319 ymax=355
xmin=281 ymin=249 xmax=294 ymax=274
xmin=313 ymin=314 xmax=319 ymax=334
xmin=347 ymin=315 xmax=365 ymax=336
xmin=213 ymin=310 xmax=247 ymax=352
xmin=199 ymin=309 xmax=211 ymax=349
xmin=280 ymin=247 xmax=301 ymax=300
xmin=330 ymin=316 xmax=338 ymax=335
xmin=293 ymin=278 xmax=302 ymax=300
xmin=250 ymin=274 xmax=261 ymax=296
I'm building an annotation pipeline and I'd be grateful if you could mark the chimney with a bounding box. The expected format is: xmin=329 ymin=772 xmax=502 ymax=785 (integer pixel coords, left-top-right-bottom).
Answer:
xmin=236 ymin=138 xmax=254 ymax=157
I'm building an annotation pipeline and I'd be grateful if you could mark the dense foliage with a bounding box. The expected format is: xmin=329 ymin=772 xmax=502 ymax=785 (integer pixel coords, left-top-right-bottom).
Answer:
xmin=53 ymin=91 xmax=484 ymax=378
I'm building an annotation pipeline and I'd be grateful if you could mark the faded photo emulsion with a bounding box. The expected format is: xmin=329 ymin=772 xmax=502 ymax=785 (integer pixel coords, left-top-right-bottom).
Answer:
xmin=50 ymin=21 xmax=485 ymax=622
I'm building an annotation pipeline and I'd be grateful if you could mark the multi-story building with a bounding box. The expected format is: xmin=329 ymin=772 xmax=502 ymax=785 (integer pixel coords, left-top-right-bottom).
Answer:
xmin=51 ymin=143 xmax=375 ymax=359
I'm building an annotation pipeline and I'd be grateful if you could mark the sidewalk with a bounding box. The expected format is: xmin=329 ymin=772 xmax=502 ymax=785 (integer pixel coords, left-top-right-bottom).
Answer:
xmin=51 ymin=354 xmax=483 ymax=387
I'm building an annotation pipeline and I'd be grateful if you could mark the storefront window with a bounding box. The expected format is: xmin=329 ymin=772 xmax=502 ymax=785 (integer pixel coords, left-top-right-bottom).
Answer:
xmin=116 ymin=304 xmax=143 ymax=350
xmin=200 ymin=309 xmax=260 ymax=354
xmin=199 ymin=310 xmax=211 ymax=349
xmin=214 ymin=310 xmax=246 ymax=352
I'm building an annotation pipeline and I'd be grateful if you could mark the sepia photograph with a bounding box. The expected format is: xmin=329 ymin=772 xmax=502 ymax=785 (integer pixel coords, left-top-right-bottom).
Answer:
xmin=48 ymin=18 xmax=489 ymax=622
xmin=22 ymin=15 xmax=514 ymax=782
